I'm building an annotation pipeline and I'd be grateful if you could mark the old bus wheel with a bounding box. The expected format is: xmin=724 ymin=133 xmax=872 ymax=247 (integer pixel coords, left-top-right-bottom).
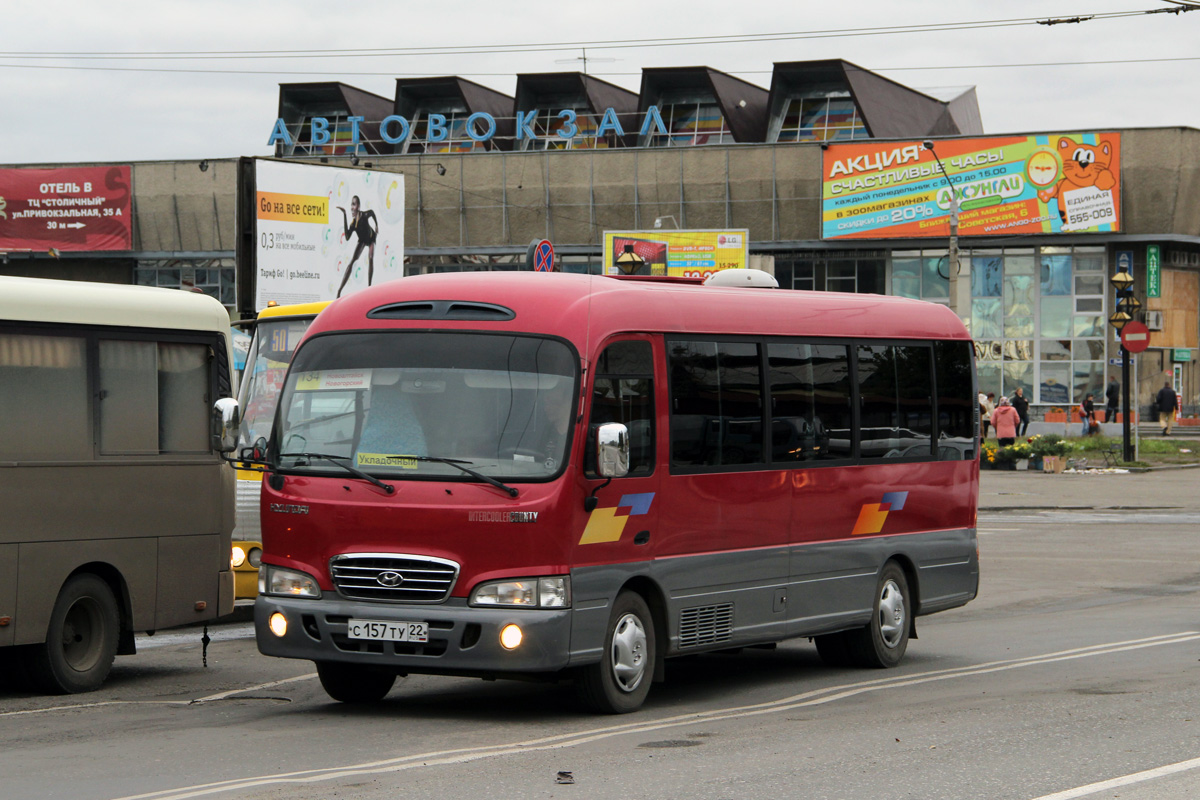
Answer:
xmin=316 ymin=661 xmax=396 ymax=703
xmin=846 ymin=562 xmax=910 ymax=669
xmin=576 ymin=591 xmax=655 ymax=714
xmin=29 ymin=574 xmax=120 ymax=694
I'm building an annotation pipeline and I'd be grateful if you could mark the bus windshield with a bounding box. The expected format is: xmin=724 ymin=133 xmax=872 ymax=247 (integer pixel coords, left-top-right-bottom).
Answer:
xmin=275 ymin=332 xmax=577 ymax=480
xmin=238 ymin=317 xmax=316 ymax=449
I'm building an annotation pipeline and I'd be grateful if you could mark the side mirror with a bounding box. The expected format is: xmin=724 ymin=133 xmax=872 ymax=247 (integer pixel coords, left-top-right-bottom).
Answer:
xmin=239 ymin=436 xmax=270 ymax=464
xmin=595 ymin=422 xmax=630 ymax=479
xmin=211 ymin=397 xmax=241 ymax=453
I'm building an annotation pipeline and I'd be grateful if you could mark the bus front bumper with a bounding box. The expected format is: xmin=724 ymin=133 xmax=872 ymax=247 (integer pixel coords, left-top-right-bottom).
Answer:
xmin=254 ymin=595 xmax=574 ymax=675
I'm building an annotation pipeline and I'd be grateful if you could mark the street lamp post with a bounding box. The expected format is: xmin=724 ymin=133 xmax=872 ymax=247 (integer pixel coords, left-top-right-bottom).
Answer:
xmin=1109 ymin=266 xmax=1136 ymax=462
xmin=923 ymin=141 xmax=960 ymax=318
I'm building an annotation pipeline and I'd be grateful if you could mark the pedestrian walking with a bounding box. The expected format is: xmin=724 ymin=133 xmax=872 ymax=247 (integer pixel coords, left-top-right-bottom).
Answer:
xmin=980 ymin=392 xmax=995 ymax=439
xmin=1011 ymin=387 xmax=1030 ymax=437
xmin=992 ymin=397 xmax=1021 ymax=446
xmin=1156 ymin=380 xmax=1179 ymax=435
xmin=1079 ymin=393 xmax=1096 ymax=436
xmin=1105 ymin=378 xmax=1120 ymax=423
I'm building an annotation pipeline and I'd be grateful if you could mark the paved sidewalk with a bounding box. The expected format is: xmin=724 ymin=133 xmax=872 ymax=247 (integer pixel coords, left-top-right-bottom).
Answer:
xmin=979 ymin=466 xmax=1200 ymax=512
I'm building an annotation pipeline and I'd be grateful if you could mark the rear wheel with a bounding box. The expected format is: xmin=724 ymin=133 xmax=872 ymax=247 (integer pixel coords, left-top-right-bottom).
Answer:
xmin=29 ymin=574 xmax=120 ymax=694
xmin=316 ymin=661 xmax=396 ymax=703
xmin=844 ymin=562 xmax=910 ymax=668
xmin=576 ymin=591 xmax=655 ymax=714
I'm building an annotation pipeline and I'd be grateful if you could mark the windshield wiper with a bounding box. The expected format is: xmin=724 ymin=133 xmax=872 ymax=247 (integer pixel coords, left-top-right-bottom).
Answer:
xmin=278 ymin=452 xmax=395 ymax=494
xmin=390 ymin=455 xmax=519 ymax=498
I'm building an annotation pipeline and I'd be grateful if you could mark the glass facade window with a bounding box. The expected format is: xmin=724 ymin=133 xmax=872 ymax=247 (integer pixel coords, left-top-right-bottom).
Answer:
xmin=520 ymin=107 xmax=607 ymax=150
xmin=648 ymin=97 xmax=733 ymax=147
xmin=774 ymin=252 xmax=885 ymax=294
xmin=891 ymin=250 xmax=949 ymax=302
xmin=284 ymin=114 xmax=368 ymax=157
xmin=777 ymin=96 xmax=867 ymax=142
xmin=962 ymin=246 xmax=1108 ymax=407
xmin=135 ymin=260 xmax=236 ymax=311
xmin=405 ymin=109 xmax=484 ymax=154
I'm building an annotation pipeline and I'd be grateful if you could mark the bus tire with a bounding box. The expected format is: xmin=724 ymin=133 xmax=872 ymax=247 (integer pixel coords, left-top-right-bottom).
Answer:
xmin=846 ymin=562 xmax=910 ymax=668
xmin=316 ymin=661 xmax=396 ymax=703
xmin=576 ymin=591 xmax=655 ymax=714
xmin=29 ymin=574 xmax=120 ymax=694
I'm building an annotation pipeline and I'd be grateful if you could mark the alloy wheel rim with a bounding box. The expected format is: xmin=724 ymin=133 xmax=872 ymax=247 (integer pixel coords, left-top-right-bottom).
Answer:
xmin=878 ymin=579 xmax=906 ymax=649
xmin=610 ymin=612 xmax=648 ymax=692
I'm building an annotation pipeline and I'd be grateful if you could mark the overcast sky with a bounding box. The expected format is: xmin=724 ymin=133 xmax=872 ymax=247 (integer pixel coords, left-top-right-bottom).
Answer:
xmin=2 ymin=0 xmax=1197 ymax=165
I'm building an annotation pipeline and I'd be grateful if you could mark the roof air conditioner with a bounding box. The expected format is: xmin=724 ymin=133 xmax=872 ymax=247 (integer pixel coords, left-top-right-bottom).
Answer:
xmin=1146 ymin=311 xmax=1164 ymax=331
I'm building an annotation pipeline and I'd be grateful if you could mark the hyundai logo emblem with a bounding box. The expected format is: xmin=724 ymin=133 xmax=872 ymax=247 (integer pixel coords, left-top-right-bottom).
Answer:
xmin=376 ymin=570 xmax=404 ymax=588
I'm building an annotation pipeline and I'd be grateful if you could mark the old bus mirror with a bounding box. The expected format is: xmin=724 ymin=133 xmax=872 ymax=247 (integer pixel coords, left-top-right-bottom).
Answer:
xmin=211 ymin=397 xmax=241 ymax=454
xmin=596 ymin=422 xmax=630 ymax=479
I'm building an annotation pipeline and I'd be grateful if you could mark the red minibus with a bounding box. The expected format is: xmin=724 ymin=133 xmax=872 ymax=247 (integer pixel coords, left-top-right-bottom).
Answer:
xmin=248 ymin=270 xmax=979 ymax=712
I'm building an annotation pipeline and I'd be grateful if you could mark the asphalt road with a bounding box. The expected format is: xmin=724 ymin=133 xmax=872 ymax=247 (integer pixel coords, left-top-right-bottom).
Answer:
xmin=3 ymin=469 xmax=1200 ymax=800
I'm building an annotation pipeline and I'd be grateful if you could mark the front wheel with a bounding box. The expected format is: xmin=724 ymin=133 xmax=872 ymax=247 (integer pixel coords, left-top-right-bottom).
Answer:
xmin=316 ymin=661 xmax=396 ymax=703
xmin=28 ymin=574 xmax=121 ymax=694
xmin=844 ymin=562 xmax=911 ymax=668
xmin=576 ymin=591 xmax=655 ymax=714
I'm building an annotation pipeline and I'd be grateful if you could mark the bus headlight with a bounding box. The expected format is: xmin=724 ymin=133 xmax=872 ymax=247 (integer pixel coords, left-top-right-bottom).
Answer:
xmin=231 ymin=546 xmax=247 ymax=568
xmin=264 ymin=566 xmax=320 ymax=598
xmin=470 ymin=576 xmax=570 ymax=608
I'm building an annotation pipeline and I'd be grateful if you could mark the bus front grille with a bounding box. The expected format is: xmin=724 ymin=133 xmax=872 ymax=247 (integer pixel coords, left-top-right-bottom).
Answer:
xmin=329 ymin=554 xmax=459 ymax=603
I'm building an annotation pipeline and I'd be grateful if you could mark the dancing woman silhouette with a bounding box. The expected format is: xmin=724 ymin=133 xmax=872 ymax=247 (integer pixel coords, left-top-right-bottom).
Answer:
xmin=336 ymin=195 xmax=378 ymax=298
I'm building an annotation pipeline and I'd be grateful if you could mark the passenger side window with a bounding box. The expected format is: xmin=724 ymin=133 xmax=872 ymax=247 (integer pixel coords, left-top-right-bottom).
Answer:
xmin=100 ymin=339 xmax=214 ymax=456
xmin=934 ymin=340 xmax=977 ymax=460
xmin=0 ymin=332 xmax=90 ymax=461
xmin=856 ymin=344 xmax=934 ymax=459
xmin=767 ymin=342 xmax=852 ymax=462
xmin=669 ymin=339 xmax=763 ymax=468
xmin=587 ymin=340 xmax=655 ymax=477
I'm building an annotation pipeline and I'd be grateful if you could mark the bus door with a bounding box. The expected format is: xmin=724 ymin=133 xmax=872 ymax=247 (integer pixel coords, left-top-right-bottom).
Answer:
xmin=572 ymin=338 xmax=661 ymax=621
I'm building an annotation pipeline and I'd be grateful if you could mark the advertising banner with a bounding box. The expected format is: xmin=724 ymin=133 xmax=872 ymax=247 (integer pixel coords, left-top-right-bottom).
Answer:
xmin=602 ymin=229 xmax=748 ymax=278
xmin=821 ymin=132 xmax=1121 ymax=240
xmin=0 ymin=166 xmax=132 ymax=251
xmin=253 ymin=159 xmax=404 ymax=309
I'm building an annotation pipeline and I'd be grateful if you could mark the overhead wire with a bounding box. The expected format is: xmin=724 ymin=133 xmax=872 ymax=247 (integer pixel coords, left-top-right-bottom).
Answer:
xmin=0 ymin=7 xmax=1193 ymax=62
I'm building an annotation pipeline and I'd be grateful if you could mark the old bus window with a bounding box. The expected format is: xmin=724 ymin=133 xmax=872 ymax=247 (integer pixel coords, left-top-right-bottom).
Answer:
xmin=586 ymin=340 xmax=654 ymax=476
xmin=100 ymin=340 xmax=160 ymax=455
xmin=100 ymin=340 xmax=213 ymax=455
xmin=767 ymin=342 xmax=851 ymax=462
xmin=158 ymin=343 xmax=212 ymax=453
xmin=856 ymin=344 xmax=934 ymax=459
xmin=934 ymin=340 xmax=977 ymax=459
xmin=669 ymin=340 xmax=763 ymax=468
xmin=0 ymin=332 xmax=90 ymax=461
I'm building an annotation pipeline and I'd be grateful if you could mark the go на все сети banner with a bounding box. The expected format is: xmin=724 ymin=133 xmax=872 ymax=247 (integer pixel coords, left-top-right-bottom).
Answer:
xmin=0 ymin=166 xmax=132 ymax=252
xmin=253 ymin=159 xmax=404 ymax=310
xmin=821 ymin=132 xmax=1120 ymax=240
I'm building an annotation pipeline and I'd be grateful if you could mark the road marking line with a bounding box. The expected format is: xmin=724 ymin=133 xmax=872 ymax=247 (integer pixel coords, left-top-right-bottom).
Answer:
xmin=1028 ymin=755 xmax=1200 ymax=799
xmin=0 ymin=674 xmax=317 ymax=717
xmin=189 ymin=673 xmax=317 ymax=704
xmin=106 ymin=631 xmax=1200 ymax=800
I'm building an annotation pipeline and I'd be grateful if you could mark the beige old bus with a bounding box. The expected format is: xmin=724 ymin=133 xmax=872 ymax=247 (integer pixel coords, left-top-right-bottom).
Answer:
xmin=0 ymin=276 xmax=235 ymax=693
